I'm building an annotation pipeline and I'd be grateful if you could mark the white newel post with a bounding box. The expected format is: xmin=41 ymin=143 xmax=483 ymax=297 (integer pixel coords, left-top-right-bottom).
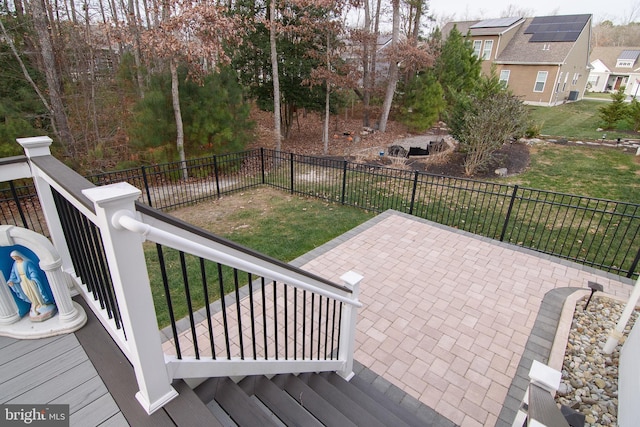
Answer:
xmin=83 ymin=183 xmax=178 ymax=414
xmin=337 ymin=270 xmax=363 ymax=381
xmin=17 ymin=137 xmax=76 ymax=279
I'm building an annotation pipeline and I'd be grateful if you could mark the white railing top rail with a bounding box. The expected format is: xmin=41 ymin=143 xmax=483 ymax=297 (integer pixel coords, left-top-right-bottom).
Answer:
xmin=115 ymin=208 xmax=362 ymax=307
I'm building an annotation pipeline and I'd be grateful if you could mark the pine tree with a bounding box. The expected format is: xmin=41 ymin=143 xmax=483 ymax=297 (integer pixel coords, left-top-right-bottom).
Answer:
xmin=400 ymin=72 xmax=445 ymax=132
xmin=433 ymin=26 xmax=482 ymax=109
xmin=598 ymin=87 xmax=628 ymax=130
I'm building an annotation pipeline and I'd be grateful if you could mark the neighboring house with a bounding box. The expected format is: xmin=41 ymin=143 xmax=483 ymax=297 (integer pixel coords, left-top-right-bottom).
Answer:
xmin=588 ymin=46 xmax=640 ymax=98
xmin=344 ymin=34 xmax=397 ymax=86
xmin=442 ymin=14 xmax=593 ymax=106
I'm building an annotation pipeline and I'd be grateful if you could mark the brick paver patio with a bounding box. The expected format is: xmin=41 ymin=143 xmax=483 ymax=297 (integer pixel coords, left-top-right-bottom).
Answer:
xmin=162 ymin=210 xmax=635 ymax=426
xmin=292 ymin=210 xmax=634 ymax=427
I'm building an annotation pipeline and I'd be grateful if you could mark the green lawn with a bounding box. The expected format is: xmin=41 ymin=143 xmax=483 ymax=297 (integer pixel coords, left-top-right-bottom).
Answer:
xmin=149 ymin=118 xmax=640 ymax=327
xmin=527 ymin=100 xmax=636 ymax=141
xmin=149 ymin=189 xmax=375 ymax=327
xmin=506 ymin=144 xmax=640 ymax=203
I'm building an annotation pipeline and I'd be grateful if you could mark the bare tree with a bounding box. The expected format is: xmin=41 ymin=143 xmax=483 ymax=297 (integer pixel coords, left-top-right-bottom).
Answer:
xmin=141 ymin=0 xmax=242 ymax=175
xmin=269 ymin=0 xmax=282 ymax=152
xmin=27 ymin=0 xmax=75 ymax=156
xmin=352 ymin=0 xmax=382 ymax=128
xmin=499 ymin=5 xmax=533 ymax=18
xmin=378 ymin=0 xmax=399 ymax=132
xmin=622 ymin=0 xmax=640 ymax=24
xmin=0 ymin=17 xmax=52 ymax=114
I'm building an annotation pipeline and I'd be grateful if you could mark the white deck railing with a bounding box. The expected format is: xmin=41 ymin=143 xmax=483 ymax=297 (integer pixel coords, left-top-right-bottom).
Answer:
xmin=6 ymin=136 xmax=363 ymax=415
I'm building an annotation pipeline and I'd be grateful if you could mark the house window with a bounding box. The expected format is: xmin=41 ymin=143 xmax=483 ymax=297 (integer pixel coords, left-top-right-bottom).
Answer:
xmin=482 ymin=40 xmax=493 ymax=60
xmin=473 ymin=40 xmax=482 ymax=57
xmin=572 ymin=73 xmax=579 ymax=85
xmin=562 ymin=73 xmax=568 ymax=91
xmin=499 ymin=70 xmax=510 ymax=88
xmin=534 ymin=71 xmax=548 ymax=92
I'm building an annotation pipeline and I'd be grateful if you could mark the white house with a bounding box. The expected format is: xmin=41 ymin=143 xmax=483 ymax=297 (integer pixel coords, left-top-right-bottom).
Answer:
xmin=588 ymin=46 xmax=640 ymax=98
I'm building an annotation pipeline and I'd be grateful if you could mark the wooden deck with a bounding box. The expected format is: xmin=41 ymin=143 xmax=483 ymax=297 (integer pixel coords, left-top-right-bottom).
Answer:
xmin=0 ymin=307 xmax=125 ymax=426
xmin=0 ymin=297 xmax=220 ymax=427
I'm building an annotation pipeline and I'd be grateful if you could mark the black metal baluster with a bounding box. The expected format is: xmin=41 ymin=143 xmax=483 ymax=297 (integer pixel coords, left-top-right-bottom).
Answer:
xmin=180 ymin=252 xmax=199 ymax=359
xmin=200 ymin=258 xmax=216 ymax=359
xmin=217 ymin=263 xmax=231 ymax=359
xmin=233 ymin=269 xmax=244 ymax=360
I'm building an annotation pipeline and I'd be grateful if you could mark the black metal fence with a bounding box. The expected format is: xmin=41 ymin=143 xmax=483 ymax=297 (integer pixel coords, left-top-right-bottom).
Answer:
xmin=2 ymin=148 xmax=639 ymax=278
xmin=0 ymin=180 xmax=48 ymax=236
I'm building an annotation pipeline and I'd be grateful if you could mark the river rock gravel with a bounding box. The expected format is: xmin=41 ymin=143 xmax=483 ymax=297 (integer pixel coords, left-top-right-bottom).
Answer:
xmin=555 ymin=295 xmax=639 ymax=426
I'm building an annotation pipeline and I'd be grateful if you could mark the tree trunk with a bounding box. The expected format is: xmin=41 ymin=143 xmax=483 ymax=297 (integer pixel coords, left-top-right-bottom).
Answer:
xmin=29 ymin=0 xmax=75 ymax=156
xmin=170 ymin=60 xmax=188 ymax=180
xmin=361 ymin=0 xmax=371 ymax=127
xmin=323 ymin=32 xmax=330 ymax=155
xmin=0 ymin=17 xmax=52 ymax=115
xmin=378 ymin=0 xmax=399 ymax=133
xmin=123 ymin=0 xmax=145 ymax=97
xmin=269 ymin=0 xmax=282 ymax=152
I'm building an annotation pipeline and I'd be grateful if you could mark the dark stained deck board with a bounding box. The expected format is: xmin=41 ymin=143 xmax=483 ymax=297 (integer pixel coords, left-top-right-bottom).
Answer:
xmin=74 ymin=297 xmax=221 ymax=427
xmin=73 ymin=298 xmax=177 ymax=427
xmin=163 ymin=380 xmax=224 ymax=427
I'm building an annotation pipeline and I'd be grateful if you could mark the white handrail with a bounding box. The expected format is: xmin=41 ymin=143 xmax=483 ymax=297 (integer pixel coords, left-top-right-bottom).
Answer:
xmin=113 ymin=210 xmax=362 ymax=308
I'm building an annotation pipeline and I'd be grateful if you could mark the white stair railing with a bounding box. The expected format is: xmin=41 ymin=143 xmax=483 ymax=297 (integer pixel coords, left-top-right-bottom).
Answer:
xmin=15 ymin=136 xmax=363 ymax=414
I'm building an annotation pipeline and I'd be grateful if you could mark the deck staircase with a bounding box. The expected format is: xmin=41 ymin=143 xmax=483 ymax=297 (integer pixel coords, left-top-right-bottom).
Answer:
xmin=194 ymin=372 xmax=428 ymax=427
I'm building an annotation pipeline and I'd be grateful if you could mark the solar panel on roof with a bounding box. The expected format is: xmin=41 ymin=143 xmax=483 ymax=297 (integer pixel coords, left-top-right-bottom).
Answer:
xmin=524 ymin=14 xmax=590 ymax=43
xmin=470 ymin=16 xmax=521 ymax=29
xmin=530 ymin=31 xmax=582 ymax=42
xmin=618 ymin=50 xmax=640 ymax=60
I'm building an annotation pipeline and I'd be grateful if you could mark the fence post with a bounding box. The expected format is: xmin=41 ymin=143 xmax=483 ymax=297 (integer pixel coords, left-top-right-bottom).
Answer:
xmin=337 ymin=271 xmax=362 ymax=380
xmin=83 ymin=182 xmax=178 ymax=414
xmin=341 ymin=160 xmax=348 ymax=205
xmin=500 ymin=185 xmax=519 ymax=242
xmin=213 ymin=155 xmax=221 ymax=198
xmin=627 ymin=245 xmax=640 ymax=278
xmin=290 ymin=152 xmax=294 ymax=194
xmin=409 ymin=171 xmax=419 ymax=215
xmin=260 ymin=148 xmax=266 ymax=185
xmin=140 ymin=165 xmax=153 ymax=207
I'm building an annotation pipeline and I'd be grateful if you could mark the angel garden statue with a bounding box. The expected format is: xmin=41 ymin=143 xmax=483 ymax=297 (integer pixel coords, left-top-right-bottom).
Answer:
xmin=6 ymin=250 xmax=57 ymax=322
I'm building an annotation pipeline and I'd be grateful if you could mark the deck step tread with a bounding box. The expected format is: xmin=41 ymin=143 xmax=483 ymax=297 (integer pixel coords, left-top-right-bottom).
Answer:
xmin=272 ymin=374 xmax=357 ymax=427
xmin=300 ymin=372 xmax=388 ymax=427
xmin=348 ymin=374 xmax=429 ymax=427
xmin=321 ymin=372 xmax=417 ymax=427
xmin=239 ymin=376 xmax=323 ymax=427
xmin=195 ymin=377 xmax=278 ymax=427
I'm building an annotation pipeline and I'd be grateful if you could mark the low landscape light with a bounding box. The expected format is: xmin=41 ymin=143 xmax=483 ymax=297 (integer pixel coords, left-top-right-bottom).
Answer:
xmin=584 ymin=280 xmax=603 ymax=310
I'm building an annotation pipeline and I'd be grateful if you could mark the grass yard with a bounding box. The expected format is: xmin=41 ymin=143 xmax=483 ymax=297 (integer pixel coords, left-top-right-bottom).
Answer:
xmin=149 ymin=121 xmax=640 ymax=327
xmin=527 ymin=100 xmax=636 ymax=141
xmin=506 ymin=144 xmax=640 ymax=203
xmin=149 ymin=188 xmax=374 ymax=327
